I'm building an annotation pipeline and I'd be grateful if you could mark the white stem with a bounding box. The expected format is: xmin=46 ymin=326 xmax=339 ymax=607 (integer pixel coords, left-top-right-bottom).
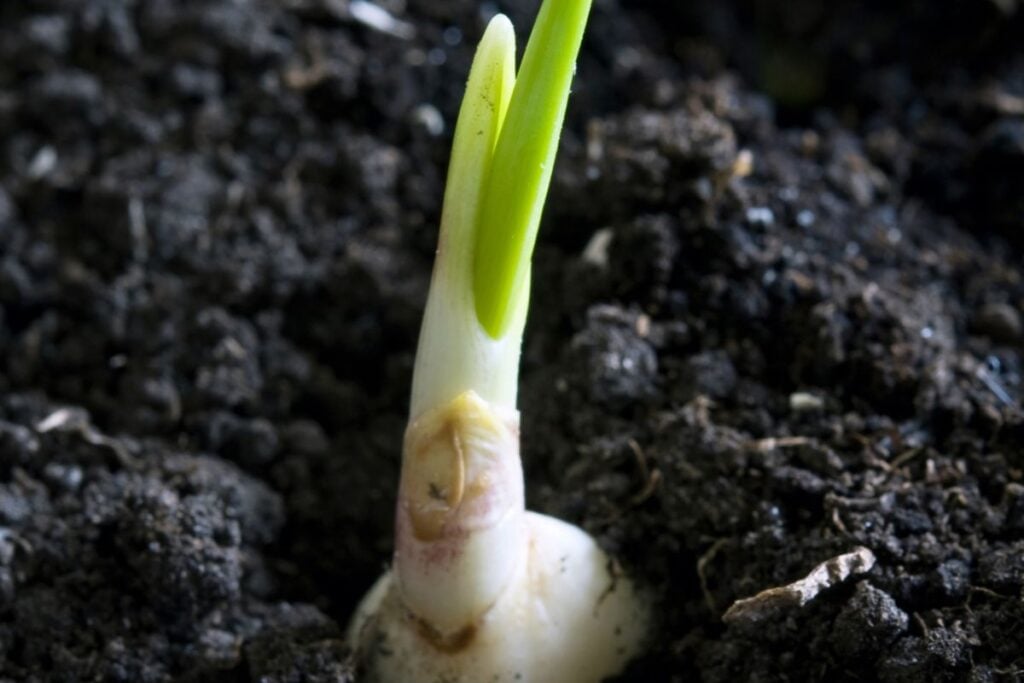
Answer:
xmin=409 ymin=271 xmax=528 ymax=417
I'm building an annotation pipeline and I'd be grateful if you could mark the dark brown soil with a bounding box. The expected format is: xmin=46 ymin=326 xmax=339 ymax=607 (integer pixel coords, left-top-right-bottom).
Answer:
xmin=1 ymin=0 xmax=1023 ymax=681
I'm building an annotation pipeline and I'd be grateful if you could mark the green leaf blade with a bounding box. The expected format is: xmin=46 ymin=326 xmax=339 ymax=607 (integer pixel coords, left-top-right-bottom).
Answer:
xmin=472 ymin=0 xmax=594 ymax=339
xmin=438 ymin=14 xmax=517 ymax=273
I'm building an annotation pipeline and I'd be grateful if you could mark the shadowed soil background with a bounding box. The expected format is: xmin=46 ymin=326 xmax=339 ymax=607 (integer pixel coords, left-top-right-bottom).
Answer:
xmin=1 ymin=0 xmax=1023 ymax=681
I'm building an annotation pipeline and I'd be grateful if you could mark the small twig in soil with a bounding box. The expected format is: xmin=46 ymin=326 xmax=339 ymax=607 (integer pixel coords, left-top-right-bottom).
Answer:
xmin=35 ymin=407 xmax=140 ymax=468
xmin=697 ymin=538 xmax=729 ymax=614
xmin=913 ymin=612 xmax=931 ymax=638
xmin=830 ymin=506 xmax=849 ymax=534
xmin=627 ymin=438 xmax=662 ymax=506
xmin=748 ymin=435 xmax=811 ymax=451
xmin=890 ymin=447 xmax=922 ymax=469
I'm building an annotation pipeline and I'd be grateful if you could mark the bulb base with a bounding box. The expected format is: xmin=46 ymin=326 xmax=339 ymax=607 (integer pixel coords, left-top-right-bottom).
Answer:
xmin=349 ymin=512 xmax=650 ymax=683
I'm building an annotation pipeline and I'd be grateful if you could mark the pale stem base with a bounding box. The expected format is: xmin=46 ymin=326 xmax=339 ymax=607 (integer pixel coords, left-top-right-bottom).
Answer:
xmin=349 ymin=511 xmax=650 ymax=683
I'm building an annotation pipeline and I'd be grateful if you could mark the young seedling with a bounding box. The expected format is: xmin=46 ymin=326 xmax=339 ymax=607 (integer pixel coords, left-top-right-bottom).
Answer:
xmin=348 ymin=2 xmax=650 ymax=681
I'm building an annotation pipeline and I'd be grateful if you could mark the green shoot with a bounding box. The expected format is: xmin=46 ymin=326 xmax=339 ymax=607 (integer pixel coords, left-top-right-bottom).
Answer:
xmin=410 ymin=0 xmax=592 ymax=418
xmin=473 ymin=0 xmax=593 ymax=339
xmin=408 ymin=16 xmax=517 ymax=417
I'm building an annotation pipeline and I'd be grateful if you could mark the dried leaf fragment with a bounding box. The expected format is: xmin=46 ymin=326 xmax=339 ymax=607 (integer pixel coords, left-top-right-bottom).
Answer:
xmin=722 ymin=546 xmax=876 ymax=624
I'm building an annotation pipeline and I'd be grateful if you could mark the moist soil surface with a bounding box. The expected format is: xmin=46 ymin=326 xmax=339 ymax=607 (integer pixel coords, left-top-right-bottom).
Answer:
xmin=1 ymin=1 xmax=1023 ymax=681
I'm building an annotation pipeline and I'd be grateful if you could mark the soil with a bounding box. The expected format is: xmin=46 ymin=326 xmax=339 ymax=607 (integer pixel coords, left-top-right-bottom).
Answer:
xmin=1 ymin=0 xmax=1023 ymax=681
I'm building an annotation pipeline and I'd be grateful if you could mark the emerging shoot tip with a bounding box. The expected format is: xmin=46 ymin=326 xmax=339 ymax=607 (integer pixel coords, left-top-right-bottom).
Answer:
xmin=472 ymin=0 xmax=593 ymax=339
